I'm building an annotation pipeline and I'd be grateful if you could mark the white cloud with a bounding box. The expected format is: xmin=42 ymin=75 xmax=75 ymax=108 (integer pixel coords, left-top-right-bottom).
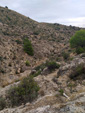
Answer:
xmin=0 ymin=0 xmax=85 ymax=27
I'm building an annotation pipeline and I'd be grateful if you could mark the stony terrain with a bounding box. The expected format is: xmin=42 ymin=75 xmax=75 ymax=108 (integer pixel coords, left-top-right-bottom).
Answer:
xmin=0 ymin=6 xmax=85 ymax=113
xmin=0 ymin=6 xmax=81 ymax=86
xmin=0 ymin=54 xmax=85 ymax=113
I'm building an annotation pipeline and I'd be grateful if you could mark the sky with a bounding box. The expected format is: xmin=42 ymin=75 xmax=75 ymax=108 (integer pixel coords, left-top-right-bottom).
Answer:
xmin=0 ymin=0 xmax=85 ymax=27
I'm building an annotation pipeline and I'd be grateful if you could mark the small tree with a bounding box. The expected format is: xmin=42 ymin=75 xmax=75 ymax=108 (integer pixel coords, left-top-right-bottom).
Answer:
xmin=70 ymin=30 xmax=85 ymax=54
xmin=5 ymin=6 xmax=8 ymax=9
xmin=23 ymin=38 xmax=34 ymax=56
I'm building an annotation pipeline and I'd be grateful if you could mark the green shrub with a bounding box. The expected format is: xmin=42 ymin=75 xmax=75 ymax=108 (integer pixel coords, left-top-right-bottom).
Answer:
xmin=70 ymin=30 xmax=85 ymax=54
xmin=31 ymin=63 xmax=46 ymax=77
xmin=0 ymin=96 xmax=6 ymax=110
xmin=15 ymin=40 xmax=22 ymax=44
xmin=59 ymin=89 xmax=64 ymax=95
xmin=34 ymin=63 xmax=46 ymax=71
xmin=46 ymin=61 xmax=60 ymax=71
xmin=33 ymin=61 xmax=60 ymax=76
xmin=25 ymin=60 xmax=30 ymax=66
xmin=31 ymin=70 xmax=41 ymax=77
xmin=76 ymin=47 xmax=85 ymax=54
xmin=62 ymin=52 xmax=69 ymax=60
xmin=7 ymin=76 xmax=40 ymax=106
xmin=23 ymin=38 xmax=34 ymax=56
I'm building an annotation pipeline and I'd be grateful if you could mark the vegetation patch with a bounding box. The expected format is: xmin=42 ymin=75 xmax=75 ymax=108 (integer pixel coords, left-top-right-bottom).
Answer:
xmin=34 ymin=63 xmax=46 ymax=71
xmin=46 ymin=61 xmax=60 ymax=72
xmin=70 ymin=30 xmax=85 ymax=54
xmin=59 ymin=89 xmax=64 ymax=95
xmin=31 ymin=63 xmax=46 ymax=77
xmin=7 ymin=76 xmax=40 ymax=106
xmin=31 ymin=70 xmax=42 ymax=77
xmin=62 ymin=52 xmax=70 ymax=60
xmin=31 ymin=61 xmax=60 ymax=77
xmin=23 ymin=38 xmax=34 ymax=56
xmin=25 ymin=60 xmax=30 ymax=66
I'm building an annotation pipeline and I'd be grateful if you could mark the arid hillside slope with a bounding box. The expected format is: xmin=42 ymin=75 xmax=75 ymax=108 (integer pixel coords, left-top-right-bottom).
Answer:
xmin=0 ymin=6 xmax=81 ymax=86
xmin=0 ymin=6 xmax=85 ymax=113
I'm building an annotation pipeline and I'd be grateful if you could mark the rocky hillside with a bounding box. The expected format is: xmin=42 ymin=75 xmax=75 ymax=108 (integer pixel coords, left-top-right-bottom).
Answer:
xmin=0 ymin=6 xmax=81 ymax=86
xmin=0 ymin=54 xmax=85 ymax=113
xmin=0 ymin=6 xmax=85 ymax=113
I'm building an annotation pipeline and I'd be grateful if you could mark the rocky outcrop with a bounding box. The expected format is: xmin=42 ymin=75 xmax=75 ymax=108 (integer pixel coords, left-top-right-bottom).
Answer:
xmin=57 ymin=54 xmax=85 ymax=77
